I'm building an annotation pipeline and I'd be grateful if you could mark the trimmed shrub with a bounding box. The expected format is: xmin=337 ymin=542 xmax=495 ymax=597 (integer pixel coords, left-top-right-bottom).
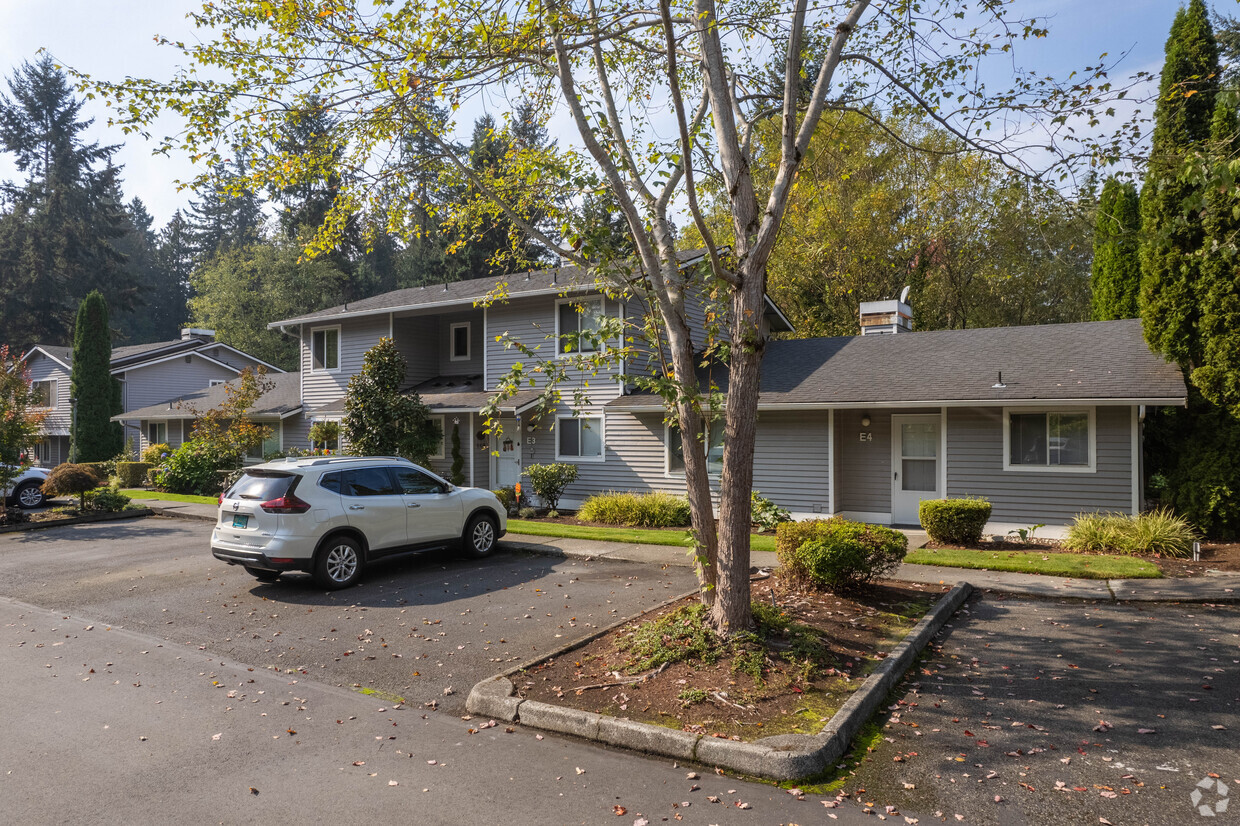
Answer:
xmin=751 ymin=490 xmax=791 ymax=532
xmin=578 ymin=490 xmax=692 ymax=528
xmin=43 ymin=464 xmax=102 ymax=509
xmin=518 ymin=506 xmax=539 ymax=519
xmin=526 ymin=463 xmax=579 ymax=510
xmin=79 ymin=462 xmax=110 ymax=482
xmin=115 ymin=462 xmax=153 ymax=488
xmin=142 ymin=442 xmax=172 ymax=465
xmin=1064 ymin=509 xmax=1198 ymax=558
xmin=776 ymin=517 xmax=907 ymax=590
xmin=156 ymin=439 xmax=241 ymax=495
xmin=919 ymin=497 xmax=992 ymax=545
xmin=145 ymin=467 xmax=161 ymax=488
xmin=85 ymin=485 xmax=131 ymax=513
xmin=493 ymin=488 xmax=517 ymax=515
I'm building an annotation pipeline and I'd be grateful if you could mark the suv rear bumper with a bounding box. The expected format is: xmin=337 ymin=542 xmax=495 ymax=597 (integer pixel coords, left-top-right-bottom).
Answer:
xmin=212 ymin=545 xmax=309 ymax=572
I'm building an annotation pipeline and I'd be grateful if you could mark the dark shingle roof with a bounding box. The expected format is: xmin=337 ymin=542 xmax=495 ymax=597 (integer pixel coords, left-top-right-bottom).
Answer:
xmin=609 ymin=319 xmax=1185 ymax=408
xmin=265 ymin=250 xmax=794 ymax=333
xmin=114 ymin=372 xmax=302 ymax=421
xmin=309 ymin=375 xmax=544 ymax=416
xmin=28 ymin=345 xmax=73 ymax=366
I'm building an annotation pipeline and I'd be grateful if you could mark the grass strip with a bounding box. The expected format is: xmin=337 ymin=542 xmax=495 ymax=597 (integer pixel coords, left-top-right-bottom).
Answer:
xmin=507 ymin=519 xmax=778 ymax=553
xmin=120 ymin=489 xmax=218 ymax=506
xmin=905 ymin=546 xmax=1160 ymax=579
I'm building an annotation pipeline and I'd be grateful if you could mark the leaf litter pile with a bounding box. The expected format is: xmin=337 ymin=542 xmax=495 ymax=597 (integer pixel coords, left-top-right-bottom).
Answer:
xmin=519 ymin=577 xmax=939 ymax=740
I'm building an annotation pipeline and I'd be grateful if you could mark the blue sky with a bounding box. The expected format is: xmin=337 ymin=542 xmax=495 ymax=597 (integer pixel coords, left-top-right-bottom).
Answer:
xmin=0 ymin=0 xmax=1194 ymax=228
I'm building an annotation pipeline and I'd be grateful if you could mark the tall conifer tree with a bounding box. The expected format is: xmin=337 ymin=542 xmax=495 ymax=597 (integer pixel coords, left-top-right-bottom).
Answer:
xmin=1140 ymin=0 xmax=1220 ymax=367
xmin=1090 ymin=177 xmax=1141 ymax=320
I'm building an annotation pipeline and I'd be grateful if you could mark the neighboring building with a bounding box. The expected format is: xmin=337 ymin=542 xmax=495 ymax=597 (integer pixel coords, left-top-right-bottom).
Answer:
xmin=19 ymin=330 xmax=283 ymax=464
xmin=113 ymin=371 xmax=306 ymax=463
xmin=267 ymin=260 xmax=1186 ymax=534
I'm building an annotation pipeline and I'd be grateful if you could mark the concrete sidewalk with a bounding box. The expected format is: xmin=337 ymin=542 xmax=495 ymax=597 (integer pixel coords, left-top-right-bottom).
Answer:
xmin=131 ymin=497 xmax=1240 ymax=602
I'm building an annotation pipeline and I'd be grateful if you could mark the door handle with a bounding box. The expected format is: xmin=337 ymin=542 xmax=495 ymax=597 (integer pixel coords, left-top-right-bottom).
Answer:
xmin=407 ymin=503 xmax=421 ymax=508
xmin=349 ymin=505 xmax=365 ymax=511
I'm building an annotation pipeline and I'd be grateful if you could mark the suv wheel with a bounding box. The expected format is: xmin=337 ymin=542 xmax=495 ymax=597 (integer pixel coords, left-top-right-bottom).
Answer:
xmin=14 ymin=482 xmax=45 ymax=509
xmin=315 ymin=536 xmax=364 ymax=589
xmin=462 ymin=513 xmax=498 ymax=558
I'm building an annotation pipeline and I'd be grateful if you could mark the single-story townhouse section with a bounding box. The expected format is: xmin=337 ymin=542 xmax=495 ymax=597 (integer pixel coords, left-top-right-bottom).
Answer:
xmin=264 ymin=261 xmax=1186 ymax=535
xmin=20 ymin=329 xmax=282 ymax=464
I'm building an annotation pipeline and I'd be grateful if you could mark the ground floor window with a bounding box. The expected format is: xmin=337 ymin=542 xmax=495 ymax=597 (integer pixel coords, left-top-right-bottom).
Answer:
xmin=309 ymin=419 xmax=340 ymax=452
xmin=556 ymin=414 xmax=604 ymax=461
xmin=666 ymin=419 xmax=725 ymax=475
xmin=34 ymin=439 xmax=51 ymax=465
xmin=429 ymin=415 xmax=446 ymax=460
xmin=147 ymin=421 xmax=167 ymax=446
xmin=246 ymin=421 xmax=282 ymax=461
xmin=1005 ymin=408 xmax=1093 ymax=471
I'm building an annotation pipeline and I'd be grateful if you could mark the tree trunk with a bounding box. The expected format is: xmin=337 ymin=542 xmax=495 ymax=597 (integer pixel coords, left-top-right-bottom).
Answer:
xmin=708 ymin=255 xmax=766 ymax=635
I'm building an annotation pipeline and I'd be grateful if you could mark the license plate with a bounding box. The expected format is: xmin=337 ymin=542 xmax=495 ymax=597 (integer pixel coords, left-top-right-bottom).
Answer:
xmin=231 ymin=514 xmax=249 ymax=529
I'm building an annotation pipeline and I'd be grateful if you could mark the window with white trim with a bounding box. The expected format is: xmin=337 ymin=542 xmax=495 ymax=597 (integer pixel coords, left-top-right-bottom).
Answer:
xmin=209 ymin=379 xmax=227 ymax=387
xmin=556 ymin=414 xmax=604 ymax=461
xmin=310 ymin=327 xmax=340 ymax=371
xmin=556 ymin=297 xmax=605 ymax=355
xmin=147 ymin=421 xmax=167 ymax=446
xmin=1004 ymin=408 xmax=1094 ymax=471
xmin=666 ymin=421 xmax=725 ymax=476
xmin=449 ymin=322 xmax=471 ymax=362
xmin=31 ymin=380 xmax=56 ymax=408
xmin=34 ymin=439 xmax=51 ymax=465
xmin=429 ymin=415 xmax=446 ymax=460
xmin=246 ymin=421 xmax=282 ymax=461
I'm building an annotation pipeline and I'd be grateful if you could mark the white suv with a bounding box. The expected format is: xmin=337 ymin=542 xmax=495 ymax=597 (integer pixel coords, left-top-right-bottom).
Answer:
xmin=3 ymin=465 xmax=50 ymax=509
xmin=211 ymin=456 xmax=507 ymax=589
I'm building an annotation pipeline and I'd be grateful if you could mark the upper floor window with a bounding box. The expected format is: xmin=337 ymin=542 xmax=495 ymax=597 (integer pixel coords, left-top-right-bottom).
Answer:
xmin=667 ymin=420 xmax=725 ymax=476
xmin=311 ymin=327 xmax=340 ymax=372
xmin=557 ymin=297 xmax=605 ymax=356
xmin=31 ymin=380 xmax=56 ymax=408
xmin=1004 ymin=408 xmax=1095 ymax=472
xmin=449 ymin=322 xmax=471 ymax=362
xmin=556 ymin=413 xmax=604 ymax=462
xmin=209 ymin=379 xmax=227 ymax=387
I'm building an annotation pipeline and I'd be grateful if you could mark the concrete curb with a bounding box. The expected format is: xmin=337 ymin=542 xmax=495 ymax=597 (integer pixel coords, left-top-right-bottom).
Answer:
xmin=138 ymin=503 xmax=217 ymax=523
xmin=0 ymin=508 xmax=154 ymax=534
xmin=467 ymin=581 xmax=974 ymax=781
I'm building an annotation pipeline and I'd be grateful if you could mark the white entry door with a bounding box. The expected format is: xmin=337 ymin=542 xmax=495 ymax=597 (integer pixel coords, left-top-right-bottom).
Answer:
xmin=494 ymin=419 xmax=522 ymax=489
xmin=891 ymin=414 xmax=940 ymax=524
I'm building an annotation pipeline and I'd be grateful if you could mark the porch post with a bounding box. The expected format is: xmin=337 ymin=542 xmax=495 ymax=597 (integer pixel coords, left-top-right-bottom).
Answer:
xmin=468 ymin=412 xmax=475 ymax=488
xmin=827 ymin=408 xmax=835 ymax=517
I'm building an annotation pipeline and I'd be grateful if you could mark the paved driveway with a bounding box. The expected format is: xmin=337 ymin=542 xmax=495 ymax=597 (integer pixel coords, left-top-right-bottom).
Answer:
xmin=851 ymin=592 xmax=1240 ymax=824
xmin=0 ymin=518 xmax=881 ymax=824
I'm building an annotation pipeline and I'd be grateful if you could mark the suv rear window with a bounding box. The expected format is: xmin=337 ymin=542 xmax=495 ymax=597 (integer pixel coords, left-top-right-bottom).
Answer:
xmin=229 ymin=471 xmax=296 ymax=501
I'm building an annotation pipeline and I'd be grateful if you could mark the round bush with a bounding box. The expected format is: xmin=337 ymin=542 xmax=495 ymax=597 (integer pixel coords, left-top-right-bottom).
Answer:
xmin=42 ymin=464 xmax=102 ymax=508
xmin=156 ymin=439 xmax=241 ymax=495
xmin=776 ymin=518 xmax=907 ymax=590
xmin=141 ymin=442 xmax=172 ymax=465
xmin=919 ymin=498 xmax=992 ymax=545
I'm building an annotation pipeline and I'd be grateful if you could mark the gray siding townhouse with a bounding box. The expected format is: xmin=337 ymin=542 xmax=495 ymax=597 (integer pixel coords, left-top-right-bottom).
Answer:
xmin=20 ymin=330 xmax=282 ymax=464
xmin=268 ymin=262 xmax=1186 ymax=536
xmin=114 ymin=371 xmax=306 ymax=463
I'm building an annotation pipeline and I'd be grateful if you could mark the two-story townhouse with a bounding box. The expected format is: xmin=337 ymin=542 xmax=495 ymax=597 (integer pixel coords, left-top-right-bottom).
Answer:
xmin=19 ymin=329 xmax=283 ymax=464
xmin=269 ymin=261 xmax=1186 ymax=536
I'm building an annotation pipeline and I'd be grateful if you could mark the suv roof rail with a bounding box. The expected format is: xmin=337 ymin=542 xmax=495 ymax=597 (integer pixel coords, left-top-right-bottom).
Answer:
xmin=304 ymin=455 xmax=410 ymax=467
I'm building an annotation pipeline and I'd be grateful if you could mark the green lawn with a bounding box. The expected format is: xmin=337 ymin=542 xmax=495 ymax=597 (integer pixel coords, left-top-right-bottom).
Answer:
xmin=507 ymin=519 xmax=779 ymax=553
xmin=120 ymin=489 xmax=218 ymax=506
xmin=905 ymin=547 xmax=1161 ymax=579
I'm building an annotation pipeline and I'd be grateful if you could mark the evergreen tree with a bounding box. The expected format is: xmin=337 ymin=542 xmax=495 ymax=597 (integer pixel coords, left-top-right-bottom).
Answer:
xmin=1090 ymin=177 xmax=1141 ymax=320
xmin=341 ymin=337 xmax=440 ymax=464
xmin=0 ymin=57 xmax=136 ymax=348
xmin=69 ymin=291 xmax=122 ymax=462
xmin=1191 ymin=99 xmax=1240 ymax=417
xmin=115 ymin=198 xmax=187 ymax=342
xmin=1140 ymin=0 xmax=1220 ymax=367
xmin=185 ymin=156 xmax=265 ymax=262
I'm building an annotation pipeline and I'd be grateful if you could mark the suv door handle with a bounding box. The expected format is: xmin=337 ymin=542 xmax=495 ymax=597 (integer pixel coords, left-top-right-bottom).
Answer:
xmin=349 ymin=505 xmax=365 ymax=511
xmin=407 ymin=503 xmax=421 ymax=509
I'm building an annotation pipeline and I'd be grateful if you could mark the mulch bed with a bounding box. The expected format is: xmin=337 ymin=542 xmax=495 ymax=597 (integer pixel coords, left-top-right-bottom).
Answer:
xmin=923 ymin=539 xmax=1240 ymax=578
xmin=515 ymin=577 xmax=942 ymax=742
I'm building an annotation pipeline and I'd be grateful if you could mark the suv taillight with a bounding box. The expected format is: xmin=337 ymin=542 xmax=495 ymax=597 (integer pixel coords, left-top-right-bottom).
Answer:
xmin=260 ymin=493 xmax=312 ymax=514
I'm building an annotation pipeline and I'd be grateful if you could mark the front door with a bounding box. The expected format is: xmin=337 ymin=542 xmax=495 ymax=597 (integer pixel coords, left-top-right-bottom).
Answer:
xmin=891 ymin=414 xmax=940 ymax=525
xmin=494 ymin=418 xmax=522 ymax=489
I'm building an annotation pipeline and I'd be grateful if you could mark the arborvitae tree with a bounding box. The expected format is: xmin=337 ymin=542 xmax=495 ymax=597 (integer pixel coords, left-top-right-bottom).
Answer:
xmin=1140 ymin=0 xmax=1220 ymax=367
xmin=69 ymin=291 xmax=122 ymax=462
xmin=1192 ymin=99 xmax=1240 ymax=417
xmin=1090 ymin=177 xmax=1141 ymax=320
xmin=341 ymin=337 xmax=440 ymax=465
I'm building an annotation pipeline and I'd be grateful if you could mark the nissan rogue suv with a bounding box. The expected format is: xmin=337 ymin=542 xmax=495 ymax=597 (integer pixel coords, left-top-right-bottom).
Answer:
xmin=210 ymin=456 xmax=507 ymax=589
